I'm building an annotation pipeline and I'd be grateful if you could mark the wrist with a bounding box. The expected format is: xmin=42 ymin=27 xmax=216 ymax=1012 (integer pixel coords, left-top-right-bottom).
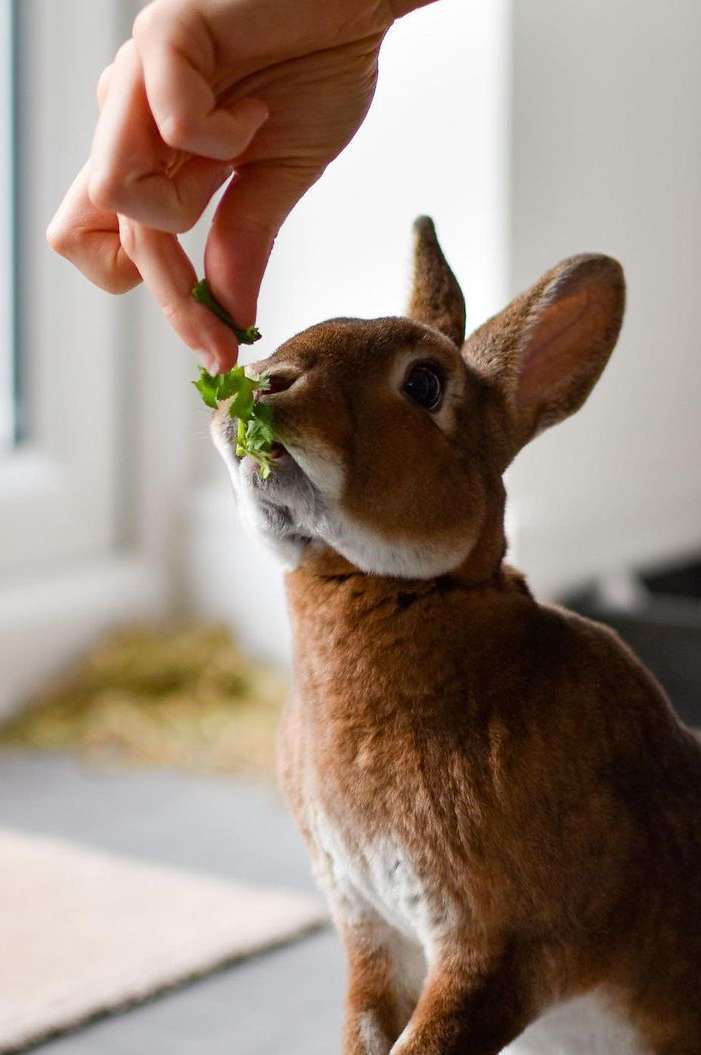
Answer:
xmin=389 ymin=0 xmax=440 ymax=16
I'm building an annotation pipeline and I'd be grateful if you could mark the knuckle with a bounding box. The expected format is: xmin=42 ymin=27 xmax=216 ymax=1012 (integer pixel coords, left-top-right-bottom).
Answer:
xmin=132 ymin=1 xmax=177 ymax=48
xmin=161 ymin=301 xmax=193 ymax=340
xmin=96 ymin=273 xmax=137 ymax=296
xmin=88 ymin=168 xmax=127 ymax=213
xmin=133 ymin=1 xmax=192 ymax=47
xmin=114 ymin=39 xmax=136 ymax=66
xmin=117 ymin=221 xmax=138 ymax=260
xmin=46 ymin=220 xmax=70 ymax=256
xmin=161 ymin=302 xmax=180 ymax=324
xmin=105 ymin=256 xmax=142 ymax=295
xmin=159 ymin=111 xmax=197 ymax=151
xmin=88 ymin=169 xmax=117 ymax=211
xmin=174 ymin=200 xmax=201 ymax=234
xmin=132 ymin=4 xmax=160 ymax=42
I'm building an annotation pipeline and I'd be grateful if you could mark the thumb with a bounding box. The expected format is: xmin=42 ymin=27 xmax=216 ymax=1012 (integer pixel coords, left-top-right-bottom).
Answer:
xmin=204 ymin=162 xmax=322 ymax=329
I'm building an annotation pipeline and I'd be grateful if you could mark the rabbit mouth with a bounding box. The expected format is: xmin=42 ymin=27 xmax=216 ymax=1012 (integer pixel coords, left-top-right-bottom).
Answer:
xmin=238 ymin=443 xmax=334 ymax=557
xmin=246 ymin=440 xmax=288 ymax=463
xmin=238 ymin=438 xmax=319 ymax=511
xmin=212 ymin=409 xmax=343 ymax=560
xmin=239 ymin=441 xmax=301 ymax=486
xmin=236 ymin=441 xmax=289 ymax=477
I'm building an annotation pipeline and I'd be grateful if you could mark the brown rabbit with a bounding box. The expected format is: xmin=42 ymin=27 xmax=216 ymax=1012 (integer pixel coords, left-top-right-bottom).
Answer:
xmin=211 ymin=217 xmax=701 ymax=1054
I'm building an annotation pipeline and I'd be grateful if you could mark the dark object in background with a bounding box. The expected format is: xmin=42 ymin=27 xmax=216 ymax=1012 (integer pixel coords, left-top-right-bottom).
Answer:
xmin=565 ymin=555 xmax=701 ymax=727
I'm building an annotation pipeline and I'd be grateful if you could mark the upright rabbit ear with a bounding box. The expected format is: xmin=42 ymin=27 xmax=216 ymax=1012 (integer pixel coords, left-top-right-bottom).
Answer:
xmin=464 ymin=254 xmax=625 ymax=460
xmin=407 ymin=216 xmax=466 ymax=348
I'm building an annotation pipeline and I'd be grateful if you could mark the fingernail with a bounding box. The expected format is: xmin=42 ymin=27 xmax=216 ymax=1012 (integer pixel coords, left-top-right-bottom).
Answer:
xmin=199 ymin=352 xmax=218 ymax=375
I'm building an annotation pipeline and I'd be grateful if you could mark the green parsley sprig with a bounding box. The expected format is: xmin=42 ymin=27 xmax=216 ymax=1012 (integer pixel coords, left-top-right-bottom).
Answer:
xmin=191 ymin=279 xmax=262 ymax=345
xmin=191 ymin=279 xmax=275 ymax=479
xmin=194 ymin=366 xmax=276 ymax=479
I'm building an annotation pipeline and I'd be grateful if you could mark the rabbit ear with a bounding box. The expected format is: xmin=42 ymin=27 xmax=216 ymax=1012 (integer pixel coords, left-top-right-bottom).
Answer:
xmin=464 ymin=254 xmax=625 ymax=459
xmin=407 ymin=216 xmax=466 ymax=348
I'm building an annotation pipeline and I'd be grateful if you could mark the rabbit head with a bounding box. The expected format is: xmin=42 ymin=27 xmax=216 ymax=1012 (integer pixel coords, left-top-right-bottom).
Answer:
xmin=211 ymin=217 xmax=625 ymax=578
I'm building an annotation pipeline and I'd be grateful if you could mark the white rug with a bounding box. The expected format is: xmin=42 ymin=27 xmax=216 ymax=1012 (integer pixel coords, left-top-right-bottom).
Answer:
xmin=0 ymin=829 xmax=325 ymax=1052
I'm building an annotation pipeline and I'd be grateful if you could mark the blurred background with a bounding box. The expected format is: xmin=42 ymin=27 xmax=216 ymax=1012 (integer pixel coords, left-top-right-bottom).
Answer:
xmin=0 ymin=1 xmax=700 ymax=1052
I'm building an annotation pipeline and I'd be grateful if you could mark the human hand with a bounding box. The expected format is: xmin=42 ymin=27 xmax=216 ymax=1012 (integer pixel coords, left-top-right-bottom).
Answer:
xmin=47 ymin=0 xmax=416 ymax=371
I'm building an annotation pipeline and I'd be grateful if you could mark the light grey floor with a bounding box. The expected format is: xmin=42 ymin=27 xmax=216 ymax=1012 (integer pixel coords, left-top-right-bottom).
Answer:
xmin=0 ymin=751 xmax=344 ymax=1055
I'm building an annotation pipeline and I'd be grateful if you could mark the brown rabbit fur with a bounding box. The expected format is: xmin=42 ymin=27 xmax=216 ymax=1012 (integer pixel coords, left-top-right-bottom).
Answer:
xmin=211 ymin=217 xmax=701 ymax=1054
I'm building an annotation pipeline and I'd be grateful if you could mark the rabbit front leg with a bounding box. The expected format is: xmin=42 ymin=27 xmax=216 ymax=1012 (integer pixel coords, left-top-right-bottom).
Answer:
xmin=390 ymin=943 xmax=534 ymax=1055
xmin=342 ymin=917 xmax=418 ymax=1055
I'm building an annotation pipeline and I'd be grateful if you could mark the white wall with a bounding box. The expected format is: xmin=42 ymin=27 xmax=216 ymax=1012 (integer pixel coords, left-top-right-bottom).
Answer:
xmin=253 ymin=0 xmax=510 ymax=350
xmin=507 ymin=0 xmax=701 ymax=595
xmin=0 ymin=0 xmax=14 ymax=450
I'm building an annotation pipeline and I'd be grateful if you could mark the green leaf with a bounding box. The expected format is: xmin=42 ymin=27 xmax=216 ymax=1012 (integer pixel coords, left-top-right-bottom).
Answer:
xmin=235 ymin=416 xmax=247 ymax=456
xmin=193 ymin=369 xmax=219 ymax=409
xmin=257 ymin=458 xmax=272 ymax=480
xmin=192 ymin=359 xmax=278 ymax=479
xmin=253 ymin=402 xmax=274 ymax=426
xmin=246 ymin=416 xmax=275 ymax=448
xmin=215 ymin=366 xmax=246 ymax=400
xmin=229 ymin=376 xmax=258 ymax=419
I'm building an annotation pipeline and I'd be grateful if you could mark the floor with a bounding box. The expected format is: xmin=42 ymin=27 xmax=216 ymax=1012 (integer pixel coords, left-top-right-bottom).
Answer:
xmin=0 ymin=751 xmax=344 ymax=1055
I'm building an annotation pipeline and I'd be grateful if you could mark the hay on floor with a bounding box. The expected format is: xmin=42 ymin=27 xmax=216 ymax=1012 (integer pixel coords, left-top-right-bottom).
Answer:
xmin=0 ymin=624 xmax=286 ymax=777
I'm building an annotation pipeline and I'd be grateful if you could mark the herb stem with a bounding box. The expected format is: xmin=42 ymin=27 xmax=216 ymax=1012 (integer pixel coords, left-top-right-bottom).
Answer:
xmin=192 ymin=279 xmax=262 ymax=345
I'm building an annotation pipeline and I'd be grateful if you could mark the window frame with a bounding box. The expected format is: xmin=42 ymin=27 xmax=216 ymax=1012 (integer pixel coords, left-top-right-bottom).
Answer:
xmin=0 ymin=0 xmax=200 ymax=718
xmin=0 ymin=0 xmax=125 ymax=577
xmin=0 ymin=0 xmax=17 ymax=450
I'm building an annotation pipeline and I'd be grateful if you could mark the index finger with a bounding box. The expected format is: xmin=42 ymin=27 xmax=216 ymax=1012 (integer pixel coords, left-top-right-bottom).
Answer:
xmin=47 ymin=162 xmax=142 ymax=294
xmin=117 ymin=216 xmax=239 ymax=372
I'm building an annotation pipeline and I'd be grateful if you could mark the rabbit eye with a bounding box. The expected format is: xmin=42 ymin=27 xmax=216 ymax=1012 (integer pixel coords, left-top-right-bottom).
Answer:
xmin=402 ymin=362 xmax=443 ymax=411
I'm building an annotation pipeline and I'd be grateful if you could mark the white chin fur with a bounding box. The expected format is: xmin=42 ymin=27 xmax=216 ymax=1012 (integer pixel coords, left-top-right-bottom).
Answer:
xmin=319 ymin=513 xmax=470 ymax=579
xmin=211 ymin=422 xmax=309 ymax=568
xmin=211 ymin=421 xmax=468 ymax=579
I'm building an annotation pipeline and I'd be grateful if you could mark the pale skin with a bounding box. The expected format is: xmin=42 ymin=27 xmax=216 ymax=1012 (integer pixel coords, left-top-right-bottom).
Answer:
xmin=47 ymin=0 xmax=438 ymax=373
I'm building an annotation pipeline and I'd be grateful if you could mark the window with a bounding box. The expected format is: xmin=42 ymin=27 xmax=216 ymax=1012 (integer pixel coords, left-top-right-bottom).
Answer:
xmin=0 ymin=1 xmax=184 ymax=716
xmin=0 ymin=1 xmax=125 ymax=577
xmin=0 ymin=0 xmax=16 ymax=451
